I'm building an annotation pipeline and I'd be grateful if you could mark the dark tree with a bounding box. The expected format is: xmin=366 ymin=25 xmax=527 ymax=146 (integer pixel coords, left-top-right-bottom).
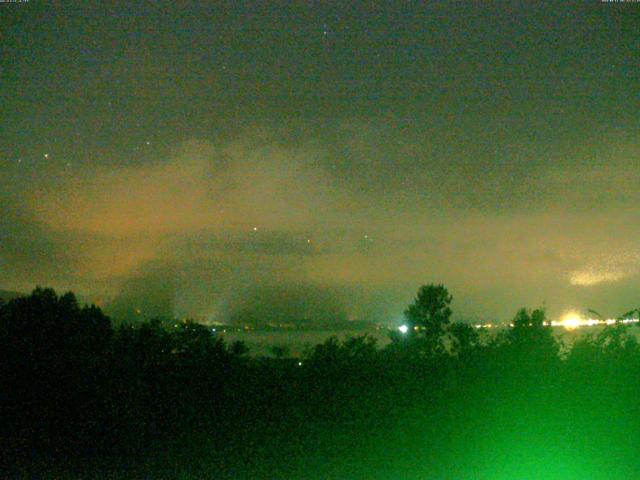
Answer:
xmin=173 ymin=320 xmax=228 ymax=365
xmin=307 ymin=336 xmax=341 ymax=365
xmin=230 ymin=340 xmax=249 ymax=357
xmin=449 ymin=321 xmax=480 ymax=359
xmin=341 ymin=335 xmax=378 ymax=361
xmin=404 ymin=284 xmax=453 ymax=355
xmin=270 ymin=344 xmax=290 ymax=359
xmin=504 ymin=307 xmax=559 ymax=367
xmin=512 ymin=307 xmax=545 ymax=329
xmin=0 ymin=287 xmax=112 ymax=452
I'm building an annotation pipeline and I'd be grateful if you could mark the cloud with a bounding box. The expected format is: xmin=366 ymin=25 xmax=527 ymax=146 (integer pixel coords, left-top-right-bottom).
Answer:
xmin=570 ymin=269 xmax=629 ymax=287
xmin=4 ymin=122 xmax=640 ymax=323
xmin=569 ymin=253 xmax=640 ymax=287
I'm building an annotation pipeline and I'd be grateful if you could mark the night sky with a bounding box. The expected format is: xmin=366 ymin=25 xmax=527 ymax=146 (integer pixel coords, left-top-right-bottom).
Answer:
xmin=1 ymin=2 xmax=638 ymax=324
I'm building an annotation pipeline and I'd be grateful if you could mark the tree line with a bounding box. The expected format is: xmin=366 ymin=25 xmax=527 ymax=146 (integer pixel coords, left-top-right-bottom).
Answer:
xmin=2 ymin=285 xmax=640 ymax=479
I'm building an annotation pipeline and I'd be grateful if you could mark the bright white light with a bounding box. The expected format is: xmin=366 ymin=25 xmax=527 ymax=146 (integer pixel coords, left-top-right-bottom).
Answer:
xmin=560 ymin=311 xmax=583 ymax=330
xmin=398 ymin=324 xmax=409 ymax=334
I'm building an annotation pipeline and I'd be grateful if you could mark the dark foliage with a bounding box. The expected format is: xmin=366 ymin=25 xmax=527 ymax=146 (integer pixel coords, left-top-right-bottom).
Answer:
xmin=403 ymin=284 xmax=452 ymax=356
xmin=3 ymin=286 xmax=640 ymax=479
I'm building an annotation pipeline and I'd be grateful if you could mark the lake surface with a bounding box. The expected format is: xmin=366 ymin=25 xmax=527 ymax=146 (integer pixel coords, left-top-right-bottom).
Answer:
xmin=220 ymin=325 xmax=640 ymax=357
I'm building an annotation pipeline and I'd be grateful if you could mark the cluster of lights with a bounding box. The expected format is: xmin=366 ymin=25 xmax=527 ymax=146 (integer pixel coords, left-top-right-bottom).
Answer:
xmin=548 ymin=312 xmax=639 ymax=331
xmin=398 ymin=313 xmax=640 ymax=334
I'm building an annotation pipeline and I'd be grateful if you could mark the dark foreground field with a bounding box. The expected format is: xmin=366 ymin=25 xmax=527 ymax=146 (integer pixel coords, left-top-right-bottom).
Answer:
xmin=3 ymin=288 xmax=640 ymax=479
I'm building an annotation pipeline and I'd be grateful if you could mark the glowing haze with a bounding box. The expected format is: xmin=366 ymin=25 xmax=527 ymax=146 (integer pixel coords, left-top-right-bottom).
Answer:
xmin=1 ymin=3 xmax=638 ymax=324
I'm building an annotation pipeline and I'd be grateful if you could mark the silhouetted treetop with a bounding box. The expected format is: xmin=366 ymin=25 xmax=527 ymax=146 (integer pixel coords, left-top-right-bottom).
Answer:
xmin=401 ymin=284 xmax=453 ymax=356
xmin=0 ymin=287 xmax=112 ymax=360
xmin=502 ymin=307 xmax=559 ymax=366
xmin=404 ymin=284 xmax=452 ymax=334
